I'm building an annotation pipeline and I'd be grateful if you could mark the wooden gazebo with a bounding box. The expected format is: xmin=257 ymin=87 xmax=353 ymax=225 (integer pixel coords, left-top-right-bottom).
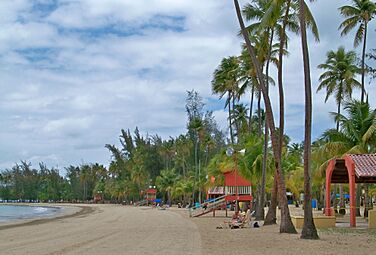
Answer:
xmin=325 ymin=154 xmax=376 ymax=227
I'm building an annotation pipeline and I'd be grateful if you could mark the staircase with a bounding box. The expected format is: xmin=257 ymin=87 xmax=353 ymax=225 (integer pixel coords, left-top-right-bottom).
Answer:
xmin=189 ymin=195 xmax=227 ymax=217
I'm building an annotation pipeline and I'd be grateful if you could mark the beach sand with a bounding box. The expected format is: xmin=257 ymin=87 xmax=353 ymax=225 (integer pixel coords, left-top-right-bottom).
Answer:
xmin=0 ymin=204 xmax=375 ymax=255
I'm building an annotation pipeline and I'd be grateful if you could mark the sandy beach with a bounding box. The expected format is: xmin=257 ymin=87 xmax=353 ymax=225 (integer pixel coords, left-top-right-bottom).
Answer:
xmin=0 ymin=204 xmax=375 ymax=255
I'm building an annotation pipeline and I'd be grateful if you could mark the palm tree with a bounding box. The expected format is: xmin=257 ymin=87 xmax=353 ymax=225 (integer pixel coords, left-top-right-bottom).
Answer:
xmin=234 ymin=0 xmax=297 ymax=234
xmin=321 ymin=100 xmax=376 ymax=155
xmin=339 ymin=0 xmax=376 ymax=102
xmin=212 ymin=56 xmax=240 ymax=144
xmin=298 ymin=0 xmax=319 ymax=239
xmin=317 ymin=47 xmax=361 ymax=214
xmin=242 ymin=1 xmax=282 ymax=221
xmin=156 ymin=168 xmax=179 ymax=206
xmin=317 ymin=47 xmax=361 ymax=130
xmin=231 ymin=103 xmax=249 ymax=139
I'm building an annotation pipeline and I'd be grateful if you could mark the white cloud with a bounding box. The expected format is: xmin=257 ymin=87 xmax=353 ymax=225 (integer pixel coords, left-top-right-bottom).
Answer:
xmin=0 ymin=0 xmax=375 ymax=172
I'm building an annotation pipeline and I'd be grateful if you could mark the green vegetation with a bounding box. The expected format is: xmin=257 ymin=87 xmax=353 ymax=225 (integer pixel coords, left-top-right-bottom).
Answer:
xmin=0 ymin=0 xmax=375 ymax=239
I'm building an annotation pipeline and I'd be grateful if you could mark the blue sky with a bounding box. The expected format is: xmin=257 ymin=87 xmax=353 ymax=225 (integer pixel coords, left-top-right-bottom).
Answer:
xmin=0 ymin=0 xmax=375 ymax=171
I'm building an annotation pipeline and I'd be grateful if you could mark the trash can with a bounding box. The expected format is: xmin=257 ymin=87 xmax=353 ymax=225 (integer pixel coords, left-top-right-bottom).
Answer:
xmin=311 ymin=199 xmax=317 ymax=209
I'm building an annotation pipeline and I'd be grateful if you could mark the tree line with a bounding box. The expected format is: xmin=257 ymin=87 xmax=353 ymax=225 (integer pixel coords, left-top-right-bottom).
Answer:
xmin=0 ymin=0 xmax=375 ymax=241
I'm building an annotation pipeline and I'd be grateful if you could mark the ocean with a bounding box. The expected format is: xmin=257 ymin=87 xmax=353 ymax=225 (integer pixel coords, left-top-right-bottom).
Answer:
xmin=0 ymin=205 xmax=60 ymax=222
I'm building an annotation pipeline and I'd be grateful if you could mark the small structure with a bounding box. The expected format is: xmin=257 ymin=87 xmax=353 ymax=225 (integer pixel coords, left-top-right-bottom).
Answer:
xmin=325 ymin=154 xmax=376 ymax=227
xmin=146 ymin=187 xmax=157 ymax=205
xmin=207 ymin=171 xmax=252 ymax=204
xmin=200 ymin=170 xmax=252 ymax=217
xmin=223 ymin=170 xmax=252 ymax=206
xmin=93 ymin=191 xmax=103 ymax=203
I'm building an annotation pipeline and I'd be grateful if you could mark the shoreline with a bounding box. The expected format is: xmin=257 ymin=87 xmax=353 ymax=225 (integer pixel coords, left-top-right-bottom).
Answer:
xmin=0 ymin=204 xmax=93 ymax=231
xmin=0 ymin=205 xmax=375 ymax=254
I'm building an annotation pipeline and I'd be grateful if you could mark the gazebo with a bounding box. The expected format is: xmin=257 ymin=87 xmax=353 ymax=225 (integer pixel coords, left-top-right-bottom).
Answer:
xmin=325 ymin=154 xmax=376 ymax=227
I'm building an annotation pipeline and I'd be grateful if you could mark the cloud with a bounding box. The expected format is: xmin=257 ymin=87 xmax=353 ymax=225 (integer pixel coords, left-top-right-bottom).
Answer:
xmin=0 ymin=0 xmax=375 ymax=171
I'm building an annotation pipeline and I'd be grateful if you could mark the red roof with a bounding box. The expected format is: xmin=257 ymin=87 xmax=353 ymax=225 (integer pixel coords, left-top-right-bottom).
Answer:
xmin=146 ymin=188 xmax=157 ymax=194
xmin=224 ymin=170 xmax=251 ymax=186
xmin=349 ymin=154 xmax=376 ymax=177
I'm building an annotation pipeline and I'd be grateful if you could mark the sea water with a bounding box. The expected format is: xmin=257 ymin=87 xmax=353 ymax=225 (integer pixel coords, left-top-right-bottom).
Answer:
xmin=0 ymin=205 xmax=60 ymax=222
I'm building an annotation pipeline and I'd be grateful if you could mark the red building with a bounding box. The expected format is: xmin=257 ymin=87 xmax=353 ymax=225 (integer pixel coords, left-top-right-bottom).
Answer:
xmin=207 ymin=170 xmax=253 ymax=207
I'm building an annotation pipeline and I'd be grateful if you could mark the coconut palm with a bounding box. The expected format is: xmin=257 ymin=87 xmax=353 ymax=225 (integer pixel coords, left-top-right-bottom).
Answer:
xmin=240 ymin=2 xmax=281 ymax=219
xmin=298 ymin=0 xmax=319 ymax=239
xmin=212 ymin=56 xmax=240 ymax=144
xmin=339 ymin=0 xmax=376 ymax=102
xmin=231 ymin=103 xmax=249 ymax=139
xmin=317 ymin=47 xmax=361 ymax=131
xmin=321 ymin=100 xmax=376 ymax=154
xmin=234 ymin=0 xmax=297 ymax=234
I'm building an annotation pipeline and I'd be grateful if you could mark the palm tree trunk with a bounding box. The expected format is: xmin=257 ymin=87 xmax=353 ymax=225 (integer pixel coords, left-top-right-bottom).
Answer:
xmin=256 ymin=28 xmax=273 ymax=221
xmin=257 ymin=89 xmax=262 ymax=136
xmin=364 ymin=184 xmax=369 ymax=217
xmin=234 ymin=0 xmax=296 ymax=234
xmin=361 ymin=21 xmax=368 ymax=103
xmin=356 ymin=184 xmax=361 ymax=216
xmin=264 ymin=170 xmax=278 ymax=225
xmin=249 ymin=85 xmax=255 ymax=133
xmin=336 ymin=100 xmax=341 ymax=131
xmin=228 ymin=92 xmax=234 ymax=144
xmin=277 ymin=0 xmax=291 ymax=169
xmin=299 ymin=0 xmax=319 ymax=239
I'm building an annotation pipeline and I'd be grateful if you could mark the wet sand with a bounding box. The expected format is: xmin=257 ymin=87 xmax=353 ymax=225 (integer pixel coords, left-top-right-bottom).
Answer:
xmin=0 ymin=204 xmax=375 ymax=255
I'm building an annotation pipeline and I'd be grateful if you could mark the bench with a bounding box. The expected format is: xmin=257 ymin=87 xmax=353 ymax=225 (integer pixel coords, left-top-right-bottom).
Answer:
xmin=369 ymin=210 xmax=376 ymax=228
xmin=291 ymin=215 xmax=336 ymax=229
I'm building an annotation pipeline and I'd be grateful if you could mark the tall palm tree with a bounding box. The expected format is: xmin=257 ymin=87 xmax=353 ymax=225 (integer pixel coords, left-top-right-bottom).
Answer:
xmin=339 ymin=0 xmax=376 ymax=102
xmin=250 ymin=0 xmax=318 ymax=225
xmin=317 ymin=47 xmax=357 ymax=216
xmin=234 ymin=0 xmax=297 ymax=234
xmin=212 ymin=56 xmax=240 ymax=144
xmin=317 ymin=47 xmax=361 ymax=130
xmin=298 ymin=0 xmax=319 ymax=239
xmin=242 ymin=1 xmax=282 ymax=221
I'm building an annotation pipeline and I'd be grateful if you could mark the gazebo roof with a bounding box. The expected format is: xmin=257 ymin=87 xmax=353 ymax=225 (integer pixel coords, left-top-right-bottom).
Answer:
xmin=330 ymin=154 xmax=376 ymax=183
xmin=349 ymin=154 xmax=376 ymax=177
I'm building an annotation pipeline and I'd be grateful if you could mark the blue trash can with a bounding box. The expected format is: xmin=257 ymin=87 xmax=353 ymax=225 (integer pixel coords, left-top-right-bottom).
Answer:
xmin=311 ymin=199 xmax=317 ymax=209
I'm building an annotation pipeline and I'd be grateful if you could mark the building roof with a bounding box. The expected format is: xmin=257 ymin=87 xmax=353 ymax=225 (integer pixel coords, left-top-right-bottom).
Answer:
xmin=329 ymin=154 xmax=376 ymax=183
xmin=146 ymin=188 xmax=157 ymax=194
xmin=224 ymin=170 xmax=252 ymax=186
xmin=349 ymin=154 xmax=376 ymax=178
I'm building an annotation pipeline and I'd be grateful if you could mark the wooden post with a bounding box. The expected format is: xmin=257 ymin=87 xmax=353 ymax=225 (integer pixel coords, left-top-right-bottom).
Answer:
xmin=348 ymin=166 xmax=356 ymax=227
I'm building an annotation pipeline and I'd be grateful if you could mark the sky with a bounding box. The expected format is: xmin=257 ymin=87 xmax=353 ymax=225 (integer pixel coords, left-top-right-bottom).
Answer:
xmin=0 ymin=0 xmax=375 ymax=171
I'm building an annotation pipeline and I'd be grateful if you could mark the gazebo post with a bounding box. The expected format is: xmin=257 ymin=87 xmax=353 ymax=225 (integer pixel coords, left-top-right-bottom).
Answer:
xmin=325 ymin=160 xmax=334 ymax=216
xmin=346 ymin=159 xmax=356 ymax=227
